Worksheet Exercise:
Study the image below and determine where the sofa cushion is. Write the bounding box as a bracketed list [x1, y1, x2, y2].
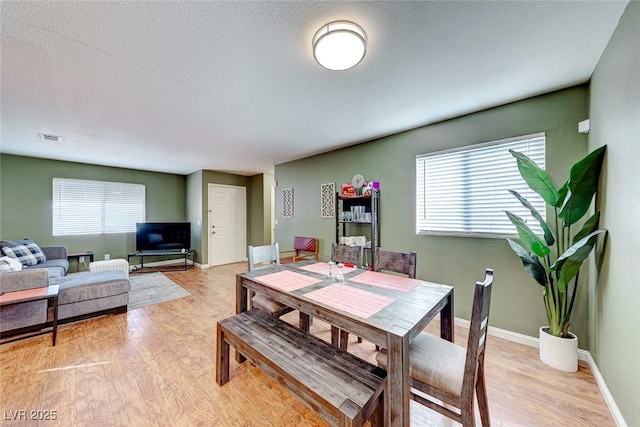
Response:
[2, 242, 47, 266]
[24, 259, 70, 278]
[57, 293, 128, 321]
[0, 256, 23, 272]
[0, 300, 48, 333]
[50, 270, 130, 305]
[0, 238, 39, 251]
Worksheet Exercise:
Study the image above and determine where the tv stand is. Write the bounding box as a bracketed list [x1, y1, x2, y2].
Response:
[128, 249, 195, 273]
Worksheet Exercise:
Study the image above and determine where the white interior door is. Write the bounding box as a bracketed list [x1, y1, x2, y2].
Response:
[208, 184, 246, 266]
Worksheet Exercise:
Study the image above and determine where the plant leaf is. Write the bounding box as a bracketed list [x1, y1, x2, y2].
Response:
[559, 146, 606, 226]
[556, 182, 569, 209]
[572, 212, 600, 244]
[550, 229, 608, 291]
[508, 190, 555, 246]
[510, 149, 559, 206]
[505, 211, 551, 257]
[507, 238, 548, 287]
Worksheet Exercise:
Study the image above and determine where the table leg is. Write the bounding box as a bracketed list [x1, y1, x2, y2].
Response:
[386, 326, 410, 427]
[52, 295, 59, 346]
[235, 275, 248, 363]
[440, 291, 454, 342]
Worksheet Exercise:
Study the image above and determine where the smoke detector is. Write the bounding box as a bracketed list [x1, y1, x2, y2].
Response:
[39, 133, 63, 142]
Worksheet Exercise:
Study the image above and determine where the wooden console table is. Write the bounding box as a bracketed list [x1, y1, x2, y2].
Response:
[0, 285, 59, 346]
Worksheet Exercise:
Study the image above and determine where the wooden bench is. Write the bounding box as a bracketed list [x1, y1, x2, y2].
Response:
[216, 309, 386, 427]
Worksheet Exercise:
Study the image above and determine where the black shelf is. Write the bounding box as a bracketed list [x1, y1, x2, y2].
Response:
[335, 189, 380, 268]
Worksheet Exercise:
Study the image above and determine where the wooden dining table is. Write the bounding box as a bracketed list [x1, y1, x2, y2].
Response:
[235, 260, 454, 427]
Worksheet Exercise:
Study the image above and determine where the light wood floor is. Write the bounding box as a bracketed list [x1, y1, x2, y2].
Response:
[1, 263, 614, 426]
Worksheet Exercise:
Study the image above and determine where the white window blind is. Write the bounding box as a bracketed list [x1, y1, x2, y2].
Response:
[416, 133, 546, 237]
[52, 178, 145, 236]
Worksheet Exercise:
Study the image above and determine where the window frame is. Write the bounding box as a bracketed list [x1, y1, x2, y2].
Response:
[52, 177, 146, 236]
[415, 132, 546, 239]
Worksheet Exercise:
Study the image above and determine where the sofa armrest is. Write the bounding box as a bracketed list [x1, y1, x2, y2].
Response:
[0, 269, 50, 293]
[41, 246, 67, 260]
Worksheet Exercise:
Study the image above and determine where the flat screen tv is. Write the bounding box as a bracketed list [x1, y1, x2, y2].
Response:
[136, 222, 191, 252]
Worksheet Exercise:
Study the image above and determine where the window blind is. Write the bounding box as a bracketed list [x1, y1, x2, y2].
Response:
[52, 178, 145, 236]
[416, 133, 546, 237]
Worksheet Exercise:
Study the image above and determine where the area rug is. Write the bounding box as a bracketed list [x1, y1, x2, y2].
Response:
[128, 272, 191, 311]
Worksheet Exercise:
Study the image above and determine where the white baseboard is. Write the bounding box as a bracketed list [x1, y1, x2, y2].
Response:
[584, 352, 628, 427]
[454, 317, 627, 426]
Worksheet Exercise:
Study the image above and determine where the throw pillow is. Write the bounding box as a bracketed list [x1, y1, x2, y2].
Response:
[0, 256, 23, 271]
[1, 243, 47, 266]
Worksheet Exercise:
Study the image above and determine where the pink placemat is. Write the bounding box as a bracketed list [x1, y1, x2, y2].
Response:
[298, 262, 358, 275]
[304, 284, 395, 319]
[350, 271, 420, 292]
[255, 270, 322, 292]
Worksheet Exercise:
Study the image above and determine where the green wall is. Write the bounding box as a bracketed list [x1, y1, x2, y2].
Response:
[185, 170, 269, 265]
[275, 86, 591, 344]
[589, 1, 639, 425]
[249, 173, 275, 246]
[186, 170, 203, 263]
[0, 156, 272, 268]
[0, 155, 186, 269]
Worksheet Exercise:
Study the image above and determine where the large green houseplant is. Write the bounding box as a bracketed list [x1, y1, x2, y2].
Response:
[505, 145, 607, 339]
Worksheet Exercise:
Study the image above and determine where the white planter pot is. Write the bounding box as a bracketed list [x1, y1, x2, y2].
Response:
[539, 326, 578, 372]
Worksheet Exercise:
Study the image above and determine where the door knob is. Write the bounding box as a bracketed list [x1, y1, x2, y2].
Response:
[212, 231, 216, 235]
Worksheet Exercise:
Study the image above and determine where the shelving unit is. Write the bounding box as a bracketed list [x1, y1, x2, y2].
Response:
[335, 189, 380, 268]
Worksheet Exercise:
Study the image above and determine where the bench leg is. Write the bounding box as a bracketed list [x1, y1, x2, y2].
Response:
[215, 323, 230, 386]
[338, 399, 364, 427]
[369, 394, 384, 427]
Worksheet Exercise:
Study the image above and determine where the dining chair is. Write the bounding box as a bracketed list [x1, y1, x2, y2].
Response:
[248, 243, 311, 332]
[376, 268, 494, 427]
[330, 243, 363, 267]
[374, 247, 417, 278]
[353, 248, 418, 350]
[344, 248, 418, 350]
[280, 236, 319, 263]
[330, 243, 364, 348]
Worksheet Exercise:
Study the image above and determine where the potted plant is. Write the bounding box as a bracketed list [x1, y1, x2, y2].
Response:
[505, 145, 607, 371]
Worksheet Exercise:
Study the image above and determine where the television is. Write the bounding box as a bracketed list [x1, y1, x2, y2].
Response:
[136, 222, 191, 252]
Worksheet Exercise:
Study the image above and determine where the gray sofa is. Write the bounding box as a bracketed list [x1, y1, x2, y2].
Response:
[0, 241, 130, 339]
[0, 242, 70, 278]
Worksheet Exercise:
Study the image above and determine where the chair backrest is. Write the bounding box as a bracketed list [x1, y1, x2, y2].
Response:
[374, 248, 417, 278]
[248, 243, 280, 271]
[331, 243, 363, 267]
[293, 236, 318, 261]
[462, 268, 494, 401]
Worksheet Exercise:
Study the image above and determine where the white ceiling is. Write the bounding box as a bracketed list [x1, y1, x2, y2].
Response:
[0, 1, 628, 176]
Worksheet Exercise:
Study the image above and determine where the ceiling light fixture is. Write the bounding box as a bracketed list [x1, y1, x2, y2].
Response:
[313, 21, 367, 71]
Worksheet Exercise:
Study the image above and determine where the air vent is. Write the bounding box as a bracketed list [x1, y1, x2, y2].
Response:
[39, 133, 63, 142]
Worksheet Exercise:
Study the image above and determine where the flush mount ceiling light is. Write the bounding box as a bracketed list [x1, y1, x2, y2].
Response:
[313, 21, 367, 71]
